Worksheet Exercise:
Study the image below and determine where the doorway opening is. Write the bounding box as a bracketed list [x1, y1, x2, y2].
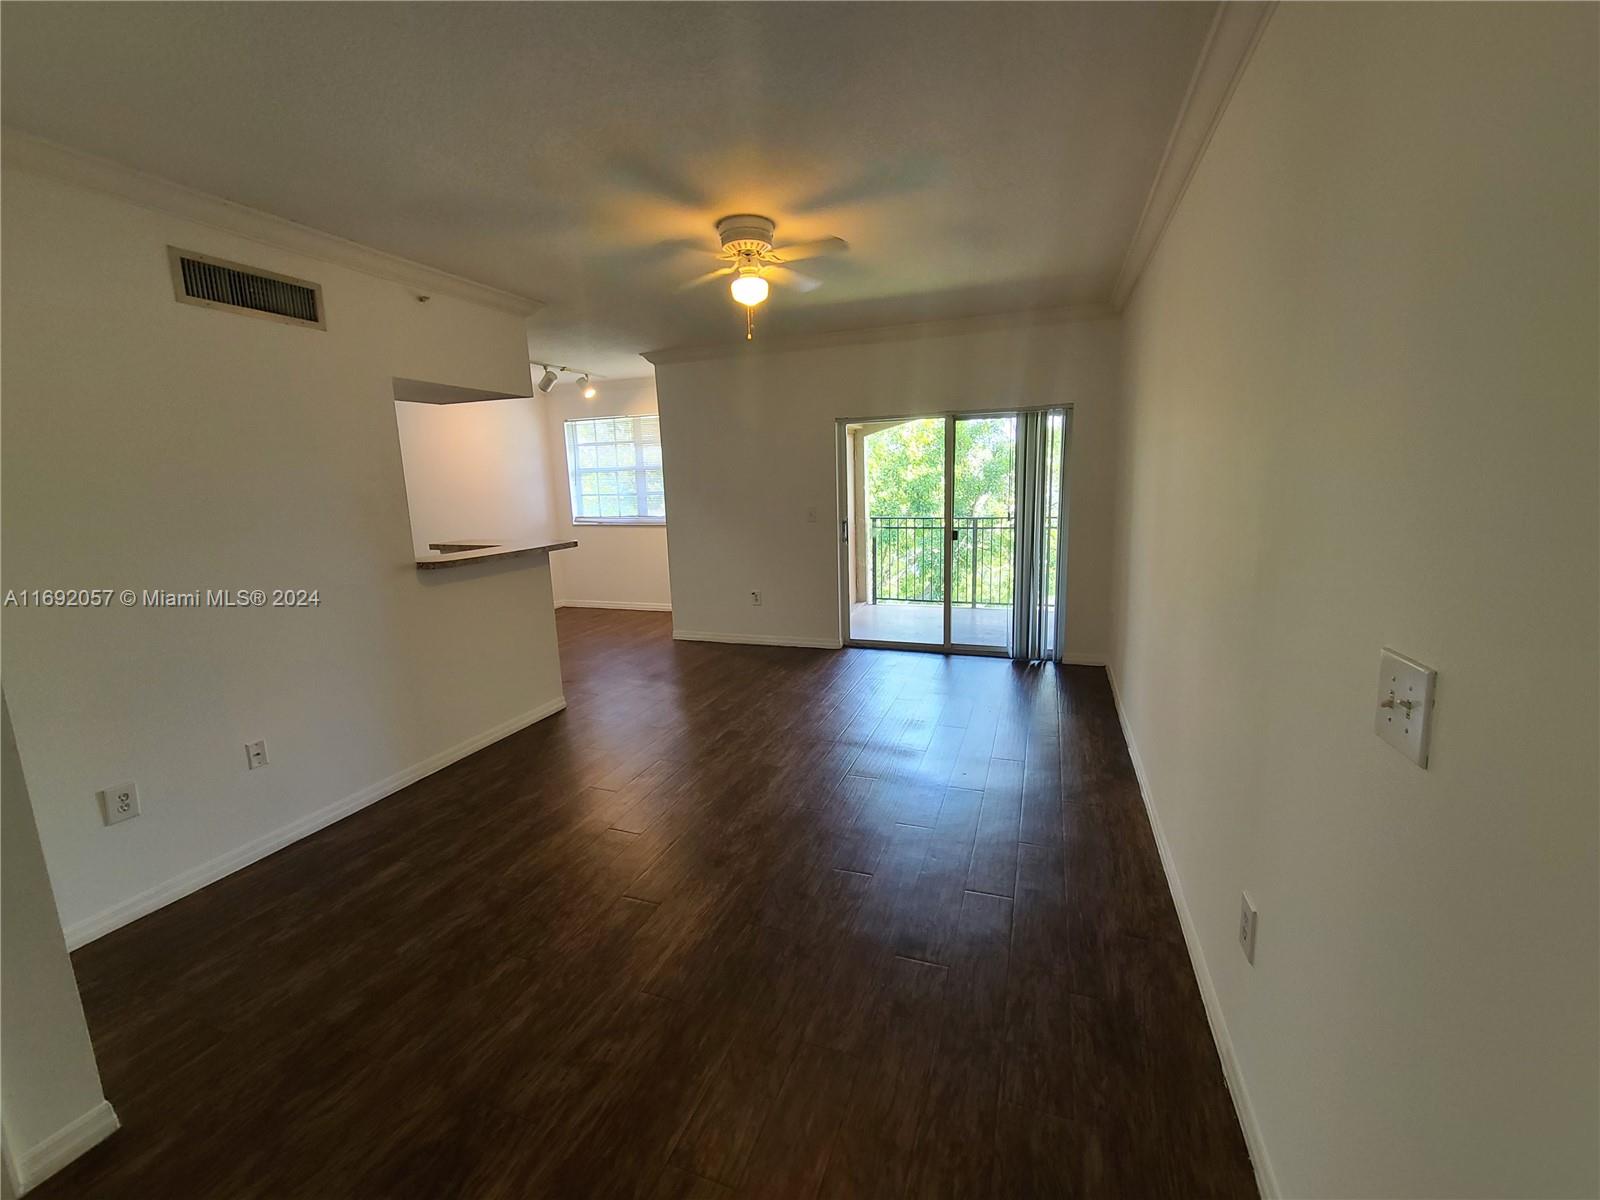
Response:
[839, 409, 1068, 658]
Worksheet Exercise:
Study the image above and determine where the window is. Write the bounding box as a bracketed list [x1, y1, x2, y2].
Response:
[563, 415, 666, 524]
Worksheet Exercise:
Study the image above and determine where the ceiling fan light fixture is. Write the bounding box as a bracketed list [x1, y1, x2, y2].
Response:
[730, 273, 769, 307]
[690, 215, 846, 340]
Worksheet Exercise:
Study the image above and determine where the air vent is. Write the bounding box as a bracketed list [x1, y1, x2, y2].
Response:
[168, 247, 325, 329]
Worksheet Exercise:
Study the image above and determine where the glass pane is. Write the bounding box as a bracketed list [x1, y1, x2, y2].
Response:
[951, 416, 1016, 650]
[565, 416, 668, 522]
[850, 416, 946, 647]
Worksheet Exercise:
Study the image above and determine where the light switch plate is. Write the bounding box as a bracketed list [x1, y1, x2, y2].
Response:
[1376, 648, 1437, 767]
[1238, 892, 1258, 964]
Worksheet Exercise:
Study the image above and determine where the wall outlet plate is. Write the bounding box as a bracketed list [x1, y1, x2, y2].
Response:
[99, 782, 140, 825]
[1239, 892, 1258, 964]
[246, 739, 269, 769]
[750, 590, 762, 606]
[1375, 648, 1437, 767]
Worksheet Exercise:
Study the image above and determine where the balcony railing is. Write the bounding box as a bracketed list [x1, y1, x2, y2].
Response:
[869, 515, 1015, 606]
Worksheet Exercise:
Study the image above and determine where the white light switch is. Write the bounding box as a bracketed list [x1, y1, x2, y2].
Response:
[1375, 648, 1437, 767]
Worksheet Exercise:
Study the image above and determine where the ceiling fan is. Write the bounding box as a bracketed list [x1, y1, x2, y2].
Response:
[682, 214, 849, 339]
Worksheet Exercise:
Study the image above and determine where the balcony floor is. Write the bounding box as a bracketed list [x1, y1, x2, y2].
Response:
[849, 600, 1010, 649]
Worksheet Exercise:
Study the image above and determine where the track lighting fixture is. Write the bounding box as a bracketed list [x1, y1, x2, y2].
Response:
[531, 363, 602, 397]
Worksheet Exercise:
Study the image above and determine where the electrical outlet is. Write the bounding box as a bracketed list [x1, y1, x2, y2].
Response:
[805, 507, 818, 523]
[1239, 892, 1259, 964]
[99, 782, 140, 826]
[245, 739, 269, 769]
[750, 590, 762, 606]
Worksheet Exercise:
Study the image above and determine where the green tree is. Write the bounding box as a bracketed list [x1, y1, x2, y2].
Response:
[863, 417, 1016, 606]
[864, 417, 1014, 518]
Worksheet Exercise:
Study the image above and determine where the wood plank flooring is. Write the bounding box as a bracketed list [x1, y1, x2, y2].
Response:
[36, 608, 1256, 1199]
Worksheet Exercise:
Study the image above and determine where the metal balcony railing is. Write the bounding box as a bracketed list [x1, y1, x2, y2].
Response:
[869, 515, 1015, 607]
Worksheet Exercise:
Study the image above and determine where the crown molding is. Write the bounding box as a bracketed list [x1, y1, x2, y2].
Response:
[1111, 1, 1277, 310]
[642, 301, 1116, 366]
[2, 130, 542, 317]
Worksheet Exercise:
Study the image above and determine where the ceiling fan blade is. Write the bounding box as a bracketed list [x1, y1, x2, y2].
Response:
[766, 265, 822, 293]
[678, 266, 734, 291]
[790, 157, 940, 215]
[605, 154, 711, 209]
[646, 237, 718, 262]
[770, 236, 850, 263]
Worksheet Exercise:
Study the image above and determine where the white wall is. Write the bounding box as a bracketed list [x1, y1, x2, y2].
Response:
[540, 376, 672, 611]
[1, 162, 567, 943]
[393, 397, 554, 556]
[1108, 5, 1598, 1198]
[651, 315, 1119, 654]
[1, 696, 116, 1191]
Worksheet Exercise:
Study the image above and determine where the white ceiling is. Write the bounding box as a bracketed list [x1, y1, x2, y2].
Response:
[2, 3, 1217, 377]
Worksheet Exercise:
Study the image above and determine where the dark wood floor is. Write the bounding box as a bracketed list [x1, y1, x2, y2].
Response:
[39, 609, 1256, 1199]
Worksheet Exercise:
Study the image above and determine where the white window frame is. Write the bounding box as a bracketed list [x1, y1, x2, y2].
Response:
[562, 415, 666, 526]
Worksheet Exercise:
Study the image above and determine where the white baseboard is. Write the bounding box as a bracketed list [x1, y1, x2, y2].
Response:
[1104, 664, 1281, 1200]
[9, 1100, 119, 1194]
[557, 600, 673, 612]
[63, 696, 567, 949]
[672, 629, 843, 650]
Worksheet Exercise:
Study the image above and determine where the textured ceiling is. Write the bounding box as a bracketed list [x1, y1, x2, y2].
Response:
[2, 2, 1216, 376]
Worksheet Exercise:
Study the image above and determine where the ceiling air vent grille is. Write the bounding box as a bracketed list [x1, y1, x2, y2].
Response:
[168, 247, 325, 329]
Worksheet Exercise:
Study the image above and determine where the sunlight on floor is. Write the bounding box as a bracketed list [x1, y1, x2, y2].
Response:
[849, 601, 1009, 648]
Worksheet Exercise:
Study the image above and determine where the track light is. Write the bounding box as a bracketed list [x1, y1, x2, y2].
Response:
[533, 363, 600, 397]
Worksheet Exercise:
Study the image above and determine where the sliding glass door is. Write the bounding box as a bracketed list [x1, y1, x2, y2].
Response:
[841, 407, 1067, 658]
[949, 415, 1016, 652]
[844, 416, 947, 648]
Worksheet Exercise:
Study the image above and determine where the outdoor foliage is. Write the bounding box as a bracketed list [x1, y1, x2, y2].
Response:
[864, 418, 1016, 607]
[863, 417, 1015, 518]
